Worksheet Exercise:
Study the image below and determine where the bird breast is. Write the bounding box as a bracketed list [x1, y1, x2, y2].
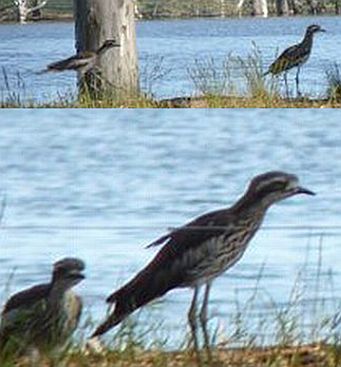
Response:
[179, 220, 262, 287]
[60, 291, 82, 337]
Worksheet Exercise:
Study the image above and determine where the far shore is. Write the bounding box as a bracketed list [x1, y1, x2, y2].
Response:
[1, 12, 341, 25]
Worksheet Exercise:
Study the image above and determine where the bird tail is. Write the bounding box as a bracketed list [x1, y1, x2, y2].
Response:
[91, 268, 173, 337]
[91, 291, 131, 337]
[35, 69, 50, 75]
[262, 70, 270, 77]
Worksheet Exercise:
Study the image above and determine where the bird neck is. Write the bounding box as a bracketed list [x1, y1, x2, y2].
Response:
[231, 191, 275, 216]
[301, 30, 314, 48]
[96, 43, 110, 55]
[48, 279, 70, 305]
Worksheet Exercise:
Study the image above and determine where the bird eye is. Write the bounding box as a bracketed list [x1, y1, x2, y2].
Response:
[271, 182, 287, 191]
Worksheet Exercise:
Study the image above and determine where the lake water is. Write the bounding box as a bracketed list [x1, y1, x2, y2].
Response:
[0, 16, 341, 102]
[0, 109, 340, 346]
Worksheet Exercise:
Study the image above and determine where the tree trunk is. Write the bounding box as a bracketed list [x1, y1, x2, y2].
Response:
[74, 0, 139, 98]
[15, 0, 29, 23]
[253, 0, 268, 16]
[220, 0, 226, 17]
[236, 0, 245, 16]
[31, 0, 42, 19]
[14, 0, 47, 23]
[152, 0, 160, 17]
[336, 0, 340, 14]
[287, 0, 299, 14]
[276, 0, 289, 15]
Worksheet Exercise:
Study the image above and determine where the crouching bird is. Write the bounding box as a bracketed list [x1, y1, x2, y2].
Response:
[0, 258, 85, 359]
[40, 39, 120, 76]
[92, 172, 315, 364]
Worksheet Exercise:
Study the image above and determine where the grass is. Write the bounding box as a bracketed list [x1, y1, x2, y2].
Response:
[1, 46, 341, 108]
[1, 238, 340, 366]
[325, 63, 341, 102]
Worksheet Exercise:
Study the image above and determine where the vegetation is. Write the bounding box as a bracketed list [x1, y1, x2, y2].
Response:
[1, 241, 340, 366]
[0, 0, 340, 22]
[1, 47, 341, 108]
[325, 63, 341, 102]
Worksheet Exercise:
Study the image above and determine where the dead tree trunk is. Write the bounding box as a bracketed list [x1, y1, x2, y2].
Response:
[74, 0, 139, 98]
[220, 0, 226, 17]
[252, 0, 268, 16]
[14, 0, 47, 24]
[276, 0, 289, 15]
[152, 0, 160, 17]
[237, 0, 245, 16]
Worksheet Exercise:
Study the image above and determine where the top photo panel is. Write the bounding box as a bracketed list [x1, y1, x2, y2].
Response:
[0, 0, 340, 108]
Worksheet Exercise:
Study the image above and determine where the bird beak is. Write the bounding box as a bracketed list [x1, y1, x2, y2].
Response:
[319, 28, 326, 32]
[295, 186, 316, 195]
[70, 269, 86, 280]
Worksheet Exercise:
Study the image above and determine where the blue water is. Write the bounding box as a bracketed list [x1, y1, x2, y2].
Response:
[0, 16, 340, 102]
[0, 109, 340, 345]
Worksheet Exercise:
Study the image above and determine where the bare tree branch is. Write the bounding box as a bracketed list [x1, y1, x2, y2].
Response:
[26, 0, 47, 15]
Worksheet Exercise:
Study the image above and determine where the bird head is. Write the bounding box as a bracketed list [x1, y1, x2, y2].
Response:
[306, 24, 326, 35]
[102, 39, 121, 49]
[246, 171, 315, 208]
[52, 257, 85, 289]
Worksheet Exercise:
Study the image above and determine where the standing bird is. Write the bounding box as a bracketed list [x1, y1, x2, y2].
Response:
[40, 39, 120, 75]
[92, 172, 315, 362]
[0, 258, 85, 359]
[264, 24, 325, 97]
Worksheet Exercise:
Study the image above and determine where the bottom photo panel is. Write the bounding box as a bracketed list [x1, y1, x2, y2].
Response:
[0, 109, 340, 367]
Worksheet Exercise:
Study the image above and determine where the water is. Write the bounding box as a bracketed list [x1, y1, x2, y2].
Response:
[0, 16, 340, 102]
[0, 109, 340, 345]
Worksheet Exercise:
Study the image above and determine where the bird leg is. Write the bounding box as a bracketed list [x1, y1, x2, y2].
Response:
[295, 67, 301, 98]
[199, 282, 212, 362]
[283, 72, 289, 99]
[188, 286, 201, 364]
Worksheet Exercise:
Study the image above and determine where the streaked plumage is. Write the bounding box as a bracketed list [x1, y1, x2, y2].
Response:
[41, 39, 120, 75]
[0, 258, 85, 358]
[264, 24, 325, 96]
[92, 172, 315, 362]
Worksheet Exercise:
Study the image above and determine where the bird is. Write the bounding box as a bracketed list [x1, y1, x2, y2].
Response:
[264, 24, 325, 97]
[40, 39, 120, 76]
[0, 257, 85, 359]
[91, 171, 315, 363]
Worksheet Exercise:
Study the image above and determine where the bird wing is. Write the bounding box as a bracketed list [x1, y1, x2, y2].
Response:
[92, 208, 234, 337]
[268, 43, 307, 74]
[120, 208, 233, 298]
[2, 284, 50, 314]
[46, 52, 94, 72]
[147, 208, 230, 248]
[0, 284, 50, 352]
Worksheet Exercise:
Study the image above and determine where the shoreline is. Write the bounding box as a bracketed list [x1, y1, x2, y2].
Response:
[8, 343, 337, 367]
[0, 12, 340, 25]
